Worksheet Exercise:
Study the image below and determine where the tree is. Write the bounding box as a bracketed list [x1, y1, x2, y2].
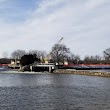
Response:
[67, 54, 81, 64]
[94, 55, 102, 64]
[0, 58, 11, 64]
[67, 54, 75, 64]
[83, 56, 90, 64]
[20, 54, 40, 66]
[11, 50, 26, 59]
[2, 52, 8, 58]
[83, 55, 102, 64]
[50, 43, 70, 64]
[29, 50, 47, 62]
[74, 54, 80, 64]
[103, 48, 110, 63]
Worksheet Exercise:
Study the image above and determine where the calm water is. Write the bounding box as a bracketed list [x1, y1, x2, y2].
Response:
[0, 72, 110, 110]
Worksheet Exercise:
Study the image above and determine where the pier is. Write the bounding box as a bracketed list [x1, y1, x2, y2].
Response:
[20, 63, 55, 73]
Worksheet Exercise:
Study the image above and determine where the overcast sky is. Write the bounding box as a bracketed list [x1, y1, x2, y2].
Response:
[0, 0, 110, 58]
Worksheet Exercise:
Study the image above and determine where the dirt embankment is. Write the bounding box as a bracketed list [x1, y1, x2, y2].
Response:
[53, 69, 110, 77]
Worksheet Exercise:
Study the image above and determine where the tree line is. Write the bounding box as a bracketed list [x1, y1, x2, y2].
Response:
[0, 43, 110, 65]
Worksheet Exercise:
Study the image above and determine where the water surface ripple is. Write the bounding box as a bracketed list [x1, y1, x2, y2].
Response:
[0, 73, 110, 110]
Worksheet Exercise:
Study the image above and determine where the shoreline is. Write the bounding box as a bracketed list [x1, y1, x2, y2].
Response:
[1, 69, 110, 77]
[53, 69, 110, 77]
[0, 70, 51, 74]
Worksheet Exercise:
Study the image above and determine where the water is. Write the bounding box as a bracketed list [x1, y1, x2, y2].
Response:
[0, 72, 110, 110]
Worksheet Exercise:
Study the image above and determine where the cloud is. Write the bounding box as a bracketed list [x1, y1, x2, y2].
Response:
[0, 0, 110, 58]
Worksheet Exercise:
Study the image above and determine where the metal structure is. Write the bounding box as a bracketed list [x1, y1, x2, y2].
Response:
[57, 37, 63, 44]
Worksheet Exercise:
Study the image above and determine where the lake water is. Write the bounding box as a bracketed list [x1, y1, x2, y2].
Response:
[0, 72, 110, 110]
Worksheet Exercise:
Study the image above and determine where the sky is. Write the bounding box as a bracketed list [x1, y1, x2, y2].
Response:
[0, 0, 110, 58]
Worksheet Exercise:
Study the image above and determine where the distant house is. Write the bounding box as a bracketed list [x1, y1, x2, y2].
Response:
[11, 60, 20, 66]
[8, 60, 20, 69]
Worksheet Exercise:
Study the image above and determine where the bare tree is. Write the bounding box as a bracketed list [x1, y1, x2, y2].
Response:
[28, 50, 38, 56]
[11, 50, 26, 59]
[83, 55, 102, 64]
[67, 54, 81, 64]
[103, 48, 110, 61]
[83, 56, 90, 64]
[50, 44, 70, 64]
[74, 54, 80, 64]
[2, 52, 8, 58]
[103, 48, 110, 64]
[94, 55, 102, 63]
[67, 54, 75, 64]
[39, 51, 47, 62]
[28, 50, 47, 62]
